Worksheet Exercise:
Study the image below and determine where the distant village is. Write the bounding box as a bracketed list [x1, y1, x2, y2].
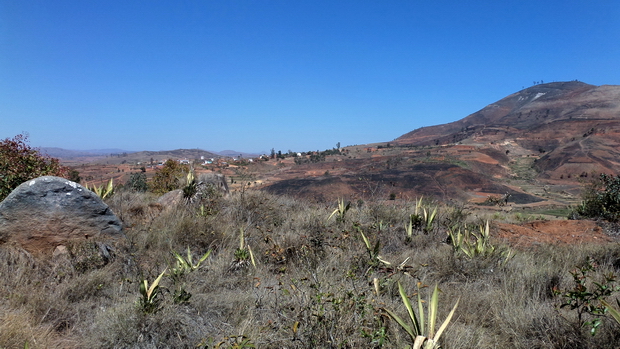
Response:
[130, 149, 344, 170]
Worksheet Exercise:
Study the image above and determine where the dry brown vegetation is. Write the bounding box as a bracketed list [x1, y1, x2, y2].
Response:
[1, 186, 620, 349]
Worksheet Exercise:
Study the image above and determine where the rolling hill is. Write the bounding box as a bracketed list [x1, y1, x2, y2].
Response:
[58, 81, 620, 207]
[394, 81, 620, 178]
[260, 81, 620, 205]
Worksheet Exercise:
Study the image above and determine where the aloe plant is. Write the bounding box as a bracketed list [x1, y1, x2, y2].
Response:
[139, 268, 167, 313]
[384, 282, 459, 349]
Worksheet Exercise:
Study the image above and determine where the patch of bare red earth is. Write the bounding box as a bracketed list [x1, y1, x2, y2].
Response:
[495, 220, 615, 248]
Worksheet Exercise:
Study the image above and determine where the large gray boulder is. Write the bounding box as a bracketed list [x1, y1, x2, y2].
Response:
[0, 176, 123, 255]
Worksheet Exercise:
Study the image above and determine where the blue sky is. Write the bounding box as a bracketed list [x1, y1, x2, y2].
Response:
[1, 1, 619, 153]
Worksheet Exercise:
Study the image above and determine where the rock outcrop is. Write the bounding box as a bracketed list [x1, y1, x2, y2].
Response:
[197, 173, 229, 196]
[0, 176, 123, 255]
[157, 173, 229, 209]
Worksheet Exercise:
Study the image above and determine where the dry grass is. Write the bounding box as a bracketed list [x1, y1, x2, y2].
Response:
[1, 189, 619, 348]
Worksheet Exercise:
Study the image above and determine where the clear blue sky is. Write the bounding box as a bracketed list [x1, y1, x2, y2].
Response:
[1, 1, 619, 153]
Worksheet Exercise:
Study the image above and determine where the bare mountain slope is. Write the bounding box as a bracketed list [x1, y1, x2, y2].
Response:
[394, 81, 620, 177]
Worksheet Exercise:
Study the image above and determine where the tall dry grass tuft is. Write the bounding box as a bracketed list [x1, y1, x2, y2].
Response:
[0, 307, 57, 349]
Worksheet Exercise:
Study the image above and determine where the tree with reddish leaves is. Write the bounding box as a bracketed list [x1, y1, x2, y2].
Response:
[0, 134, 69, 201]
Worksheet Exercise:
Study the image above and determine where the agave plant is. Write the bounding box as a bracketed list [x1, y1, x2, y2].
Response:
[384, 282, 459, 349]
[171, 247, 212, 279]
[405, 215, 415, 241]
[86, 178, 114, 199]
[358, 228, 390, 274]
[422, 206, 438, 233]
[407, 197, 437, 236]
[449, 221, 492, 258]
[199, 335, 256, 348]
[448, 221, 513, 266]
[182, 167, 198, 202]
[328, 198, 351, 223]
[601, 299, 620, 325]
[139, 268, 167, 313]
[230, 228, 256, 271]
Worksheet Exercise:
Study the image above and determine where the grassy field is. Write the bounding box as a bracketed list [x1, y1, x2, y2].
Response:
[1, 187, 620, 348]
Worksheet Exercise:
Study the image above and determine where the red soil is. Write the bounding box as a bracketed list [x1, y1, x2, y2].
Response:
[495, 220, 615, 247]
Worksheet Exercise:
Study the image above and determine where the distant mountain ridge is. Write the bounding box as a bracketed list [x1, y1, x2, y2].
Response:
[43, 147, 260, 163]
[214, 150, 261, 158]
[40, 148, 135, 159]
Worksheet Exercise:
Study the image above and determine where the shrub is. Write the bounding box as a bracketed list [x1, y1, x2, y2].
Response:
[572, 174, 620, 221]
[125, 172, 148, 192]
[0, 134, 68, 201]
[126, 172, 148, 192]
[554, 257, 620, 336]
[150, 159, 187, 194]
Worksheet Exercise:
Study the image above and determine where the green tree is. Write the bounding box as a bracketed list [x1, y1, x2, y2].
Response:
[126, 172, 148, 192]
[150, 159, 187, 194]
[573, 174, 620, 221]
[0, 134, 68, 201]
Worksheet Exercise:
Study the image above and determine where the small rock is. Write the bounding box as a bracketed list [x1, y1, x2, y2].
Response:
[157, 189, 184, 208]
[53, 245, 68, 257]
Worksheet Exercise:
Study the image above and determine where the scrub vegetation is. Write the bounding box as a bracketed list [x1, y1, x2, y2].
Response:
[1, 184, 619, 349]
[0, 134, 69, 201]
